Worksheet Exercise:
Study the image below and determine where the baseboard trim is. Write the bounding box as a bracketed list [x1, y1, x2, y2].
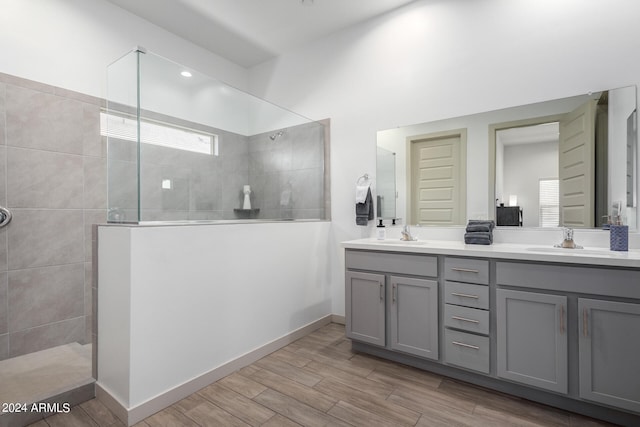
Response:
[97, 315, 334, 426]
[331, 314, 345, 325]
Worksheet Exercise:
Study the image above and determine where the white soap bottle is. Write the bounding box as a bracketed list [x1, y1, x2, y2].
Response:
[376, 219, 386, 240]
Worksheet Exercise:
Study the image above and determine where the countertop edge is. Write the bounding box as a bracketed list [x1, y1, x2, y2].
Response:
[341, 239, 640, 269]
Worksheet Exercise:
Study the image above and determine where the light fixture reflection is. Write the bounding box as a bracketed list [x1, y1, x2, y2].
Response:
[180, 70, 192, 78]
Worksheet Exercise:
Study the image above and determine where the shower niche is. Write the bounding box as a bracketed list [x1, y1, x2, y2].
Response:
[106, 48, 329, 224]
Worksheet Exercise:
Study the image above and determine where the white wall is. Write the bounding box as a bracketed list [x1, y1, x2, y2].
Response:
[503, 141, 558, 227]
[99, 222, 331, 414]
[248, 0, 640, 315]
[0, 0, 248, 98]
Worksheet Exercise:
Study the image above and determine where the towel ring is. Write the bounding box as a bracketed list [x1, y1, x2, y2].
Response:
[356, 173, 369, 185]
[0, 206, 12, 229]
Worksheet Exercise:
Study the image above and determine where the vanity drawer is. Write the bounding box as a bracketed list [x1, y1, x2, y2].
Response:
[444, 329, 490, 374]
[346, 250, 437, 277]
[444, 281, 489, 310]
[496, 261, 640, 299]
[444, 304, 489, 335]
[444, 257, 489, 285]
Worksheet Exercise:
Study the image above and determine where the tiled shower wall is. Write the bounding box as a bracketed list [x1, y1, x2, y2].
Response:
[249, 122, 327, 220]
[109, 112, 327, 222]
[0, 73, 104, 360]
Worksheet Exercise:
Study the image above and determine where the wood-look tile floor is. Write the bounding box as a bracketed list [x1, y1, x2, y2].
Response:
[30, 323, 616, 427]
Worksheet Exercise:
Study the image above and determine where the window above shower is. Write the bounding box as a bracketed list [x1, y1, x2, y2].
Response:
[106, 48, 329, 224]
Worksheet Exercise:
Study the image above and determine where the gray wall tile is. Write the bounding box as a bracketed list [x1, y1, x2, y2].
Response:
[8, 147, 83, 209]
[7, 209, 84, 270]
[7, 263, 84, 332]
[0, 227, 6, 274]
[84, 157, 107, 209]
[9, 317, 85, 358]
[0, 333, 7, 361]
[5, 85, 85, 154]
[0, 147, 6, 206]
[84, 210, 105, 262]
[0, 272, 6, 334]
[84, 262, 92, 316]
[0, 82, 5, 146]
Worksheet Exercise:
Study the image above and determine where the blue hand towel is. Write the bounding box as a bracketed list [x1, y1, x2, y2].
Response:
[356, 187, 374, 226]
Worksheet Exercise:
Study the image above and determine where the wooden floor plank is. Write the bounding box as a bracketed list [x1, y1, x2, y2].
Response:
[184, 400, 253, 427]
[249, 367, 338, 412]
[254, 355, 323, 387]
[253, 389, 351, 427]
[197, 382, 275, 426]
[327, 400, 400, 427]
[303, 360, 394, 400]
[34, 323, 617, 427]
[312, 377, 420, 426]
[217, 372, 268, 399]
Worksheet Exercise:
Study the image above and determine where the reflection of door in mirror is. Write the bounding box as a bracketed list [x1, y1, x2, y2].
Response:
[559, 100, 597, 228]
[493, 95, 607, 228]
[407, 130, 466, 225]
[376, 146, 397, 219]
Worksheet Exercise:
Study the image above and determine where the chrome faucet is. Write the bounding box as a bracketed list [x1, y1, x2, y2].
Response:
[400, 225, 417, 241]
[554, 227, 583, 249]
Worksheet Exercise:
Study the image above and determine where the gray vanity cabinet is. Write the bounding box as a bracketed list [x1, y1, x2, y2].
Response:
[497, 289, 568, 394]
[389, 276, 438, 359]
[345, 271, 386, 346]
[345, 249, 439, 357]
[578, 298, 640, 413]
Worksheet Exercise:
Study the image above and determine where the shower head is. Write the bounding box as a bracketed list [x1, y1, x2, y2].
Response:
[269, 130, 285, 141]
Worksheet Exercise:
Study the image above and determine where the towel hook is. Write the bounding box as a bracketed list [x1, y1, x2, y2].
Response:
[356, 173, 370, 185]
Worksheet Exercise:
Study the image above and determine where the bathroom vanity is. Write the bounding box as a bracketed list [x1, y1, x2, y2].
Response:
[342, 239, 640, 426]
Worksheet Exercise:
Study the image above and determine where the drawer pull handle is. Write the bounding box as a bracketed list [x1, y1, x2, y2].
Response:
[560, 304, 565, 334]
[451, 341, 480, 350]
[451, 316, 479, 324]
[583, 307, 589, 337]
[379, 283, 383, 301]
[450, 292, 479, 299]
[451, 267, 479, 274]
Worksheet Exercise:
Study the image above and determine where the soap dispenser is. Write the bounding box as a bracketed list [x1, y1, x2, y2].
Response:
[376, 219, 386, 240]
[610, 216, 628, 251]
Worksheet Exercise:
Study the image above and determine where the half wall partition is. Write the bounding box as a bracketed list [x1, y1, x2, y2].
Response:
[105, 48, 329, 224]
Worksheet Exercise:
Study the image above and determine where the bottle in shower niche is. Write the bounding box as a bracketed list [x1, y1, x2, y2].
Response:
[243, 185, 252, 209]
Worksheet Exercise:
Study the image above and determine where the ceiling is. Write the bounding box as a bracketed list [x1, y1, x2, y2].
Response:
[106, 0, 416, 67]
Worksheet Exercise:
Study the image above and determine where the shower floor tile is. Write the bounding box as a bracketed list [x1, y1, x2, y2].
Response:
[0, 342, 92, 405]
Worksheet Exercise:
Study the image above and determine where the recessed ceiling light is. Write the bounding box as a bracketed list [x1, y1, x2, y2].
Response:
[181, 71, 192, 78]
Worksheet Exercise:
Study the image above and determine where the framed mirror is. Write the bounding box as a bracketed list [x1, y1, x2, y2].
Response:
[377, 85, 638, 230]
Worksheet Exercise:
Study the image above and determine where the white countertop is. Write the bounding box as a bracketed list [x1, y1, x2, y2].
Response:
[342, 238, 640, 268]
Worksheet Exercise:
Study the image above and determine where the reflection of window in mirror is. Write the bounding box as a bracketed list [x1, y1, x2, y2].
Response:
[407, 129, 466, 225]
[539, 179, 559, 227]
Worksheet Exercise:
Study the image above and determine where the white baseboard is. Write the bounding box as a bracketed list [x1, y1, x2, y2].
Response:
[331, 314, 345, 324]
[97, 314, 335, 426]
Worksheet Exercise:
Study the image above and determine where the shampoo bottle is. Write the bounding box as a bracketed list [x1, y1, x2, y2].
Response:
[376, 219, 386, 240]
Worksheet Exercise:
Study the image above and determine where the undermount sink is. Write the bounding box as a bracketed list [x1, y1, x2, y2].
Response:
[374, 239, 428, 245]
[525, 247, 620, 256]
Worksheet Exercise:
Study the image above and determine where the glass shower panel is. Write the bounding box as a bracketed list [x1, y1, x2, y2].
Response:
[106, 49, 141, 223]
[107, 48, 328, 223]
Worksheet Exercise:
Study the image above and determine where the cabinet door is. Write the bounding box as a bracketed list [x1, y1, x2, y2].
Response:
[579, 298, 640, 413]
[389, 276, 438, 359]
[345, 271, 385, 346]
[497, 289, 568, 393]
